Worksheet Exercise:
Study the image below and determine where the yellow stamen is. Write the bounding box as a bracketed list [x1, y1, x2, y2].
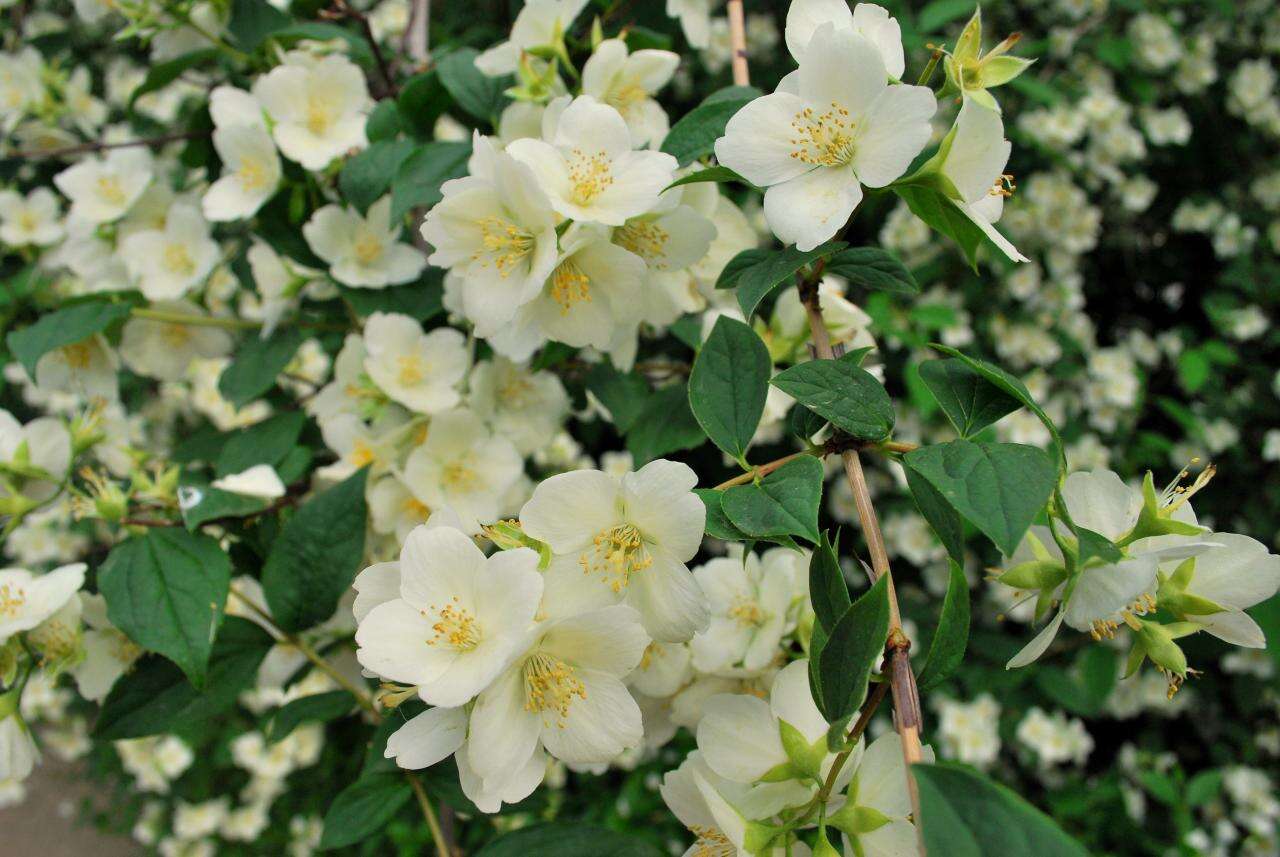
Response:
[580, 524, 651, 592]
[474, 216, 535, 277]
[567, 148, 614, 206]
[523, 651, 586, 724]
[549, 260, 591, 313]
[353, 229, 384, 266]
[614, 220, 670, 266]
[425, 596, 481, 651]
[162, 242, 196, 277]
[62, 341, 94, 369]
[788, 102, 856, 167]
[396, 354, 425, 386]
[96, 175, 126, 206]
[0, 583, 27, 617]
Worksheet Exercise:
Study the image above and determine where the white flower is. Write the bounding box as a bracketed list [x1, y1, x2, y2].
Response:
[829, 732, 933, 857]
[0, 563, 86, 641]
[53, 147, 152, 224]
[715, 25, 935, 250]
[935, 99, 1028, 262]
[303, 197, 426, 289]
[615, 202, 718, 327]
[0, 48, 44, 131]
[521, 459, 708, 642]
[119, 300, 234, 381]
[119, 202, 220, 300]
[629, 640, 693, 698]
[355, 523, 543, 707]
[691, 547, 799, 674]
[368, 474, 433, 542]
[309, 333, 367, 422]
[467, 603, 648, 783]
[468, 357, 571, 456]
[1170, 534, 1280, 648]
[420, 134, 559, 337]
[252, 51, 371, 170]
[203, 86, 281, 221]
[70, 593, 140, 701]
[475, 0, 589, 76]
[211, 464, 287, 500]
[785, 0, 905, 79]
[0, 188, 63, 247]
[361, 312, 469, 413]
[667, 0, 713, 49]
[582, 39, 679, 148]
[402, 408, 524, 534]
[34, 333, 118, 402]
[245, 240, 306, 337]
[505, 96, 678, 226]
[0, 409, 72, 501]
[0, 715, 38, 784]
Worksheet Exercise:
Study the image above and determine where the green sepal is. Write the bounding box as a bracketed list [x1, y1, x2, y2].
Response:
[742, 820, 781, 855]
[1127, 472, 1206, 542]
[828, 802, 892, 837]
[1135, 621, 1188, 678]
[997, 560, 1067, 591]
[779, 719, 826, 781]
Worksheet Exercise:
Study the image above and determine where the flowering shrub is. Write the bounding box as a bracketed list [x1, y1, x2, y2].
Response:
[1, 1, 1279, 856]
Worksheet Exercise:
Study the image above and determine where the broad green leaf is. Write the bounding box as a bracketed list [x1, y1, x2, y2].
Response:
[625, 383, 705, 465]
[689, 316, 771, 464]
[1034, 647, 1116, 717]
[262, 468, 369, 632]
[917, 561, 970, 691]
[585, 362, 651, 433]
[217, 328, 304, 408]
[339, 269, 445, 322]
[788, 403, 828, 442]
[396, 71, 452, 139]
[823, 247, 919, 295]
[1186, 771, 1223, 808]
[98, 529, 232, 689]
[320, 773, 413, 850]
[1072, 525, 1123, 567]
[771, 358, 894, 442]
[695, 488, 749, 541]
[390, 141, 473, 221]
[7, 300, 132, 378]
[215, 410, 306, 477]
[931, 344, 1063, 466]
[915, 0, 976, 33]
[722, 456, 824, 544]
[664, 165, 752, 192]
[905, 465, 966, 564]
[366, 99, 403, 142]
[226, 0, 291, 50]
[894, 184, 994, 270]
[339, 140, 417, 213]
[816, 574, 890, 722]
[719, 242, 847, 318]
[267, 691, 354, 743]
[475, 824, 664, 857]
[913, 763, 1089, 857]
[904, 440, 1057, 557]
[809, 530, 850, 633]
[94, 617, 273, 740]
[919, 358, 1022, 437]
[437, 47, 509, 123]
[128, 49, 220, 110]
[179, 480, 270, 530]
[660, 85, 762, 166]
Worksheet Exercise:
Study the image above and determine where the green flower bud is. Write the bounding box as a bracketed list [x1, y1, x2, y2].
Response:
[776, 719, 826, 782]
[941, 7, 1034, 109]
[828, 801, 892, 836]
[1135, 620, 1187, 678]
[997, 559, 1068, 591]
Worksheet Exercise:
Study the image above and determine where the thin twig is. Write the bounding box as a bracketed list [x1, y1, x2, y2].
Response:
[712, 450, 814, 490]
[404, 0, 430, 64]
[323, 0, 399, 97]
[407, 772, 452, 857]
[7, 131, 210, 161]
[726, 0, 749, 86]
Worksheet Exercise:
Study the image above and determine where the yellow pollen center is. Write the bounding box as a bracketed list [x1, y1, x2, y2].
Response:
[97, 175, 126, 206]
[160, 324, 192, 349]
[238, 156, 271, 192]
[425, 597, 481, 651]
[401, 496, 430, 520]
[305, 94, 334, 136]
[18, 211, 37, 233]
[396, 354, 426, 386]
[789, 102, 856, 167]
[689, 826, 734, 857]
[523, 651, 586, 724]
[568, 148, 614, 206]
[353, 229, 384, 266]
[497, 375, 534, 406]
[474, 216, 535, 277]
[162, 242, 196, 277]
[728, 597, 765, 627]
[62, 342, 94, 369]
[350, 440, 378, 468]
[606, 81, 648, 111]
[580, 524, 651, 592]
[614, 220, 670, 266]
[441, 460, 479, 492]
[549, 260, 591, 313]
[989, 173, 1016, 198]
[0, 583, 26, 617]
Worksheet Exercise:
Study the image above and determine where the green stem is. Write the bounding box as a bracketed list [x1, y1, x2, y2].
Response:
[130, 307, 348, 333]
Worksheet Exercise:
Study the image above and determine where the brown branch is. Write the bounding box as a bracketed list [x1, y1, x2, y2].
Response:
[726, 0, 749, 86]
[323, 0, 399, 97]
[7, 130, 210, 161]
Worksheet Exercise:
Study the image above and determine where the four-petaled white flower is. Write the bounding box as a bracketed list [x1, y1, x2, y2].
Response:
[119, 300, 234, 382]
[475, 0, 590, 76]
[691, 546, 800, 674]
[361, 311, 470, 414]
[119, 202, 220, 300]
[785, 0, 905, 79]
[1167, 533, 1280, 648]
[715, 25, 935, 250]
[355, 523, 543, 707]
[582, 38, 680, 148]
[252, 51, 371, 170]
[521, 458, 708, 642]
[506, 95, 678, 226]
[0, 563, 86, 642]
[203, 86, 281, 222]
[303, 197, 426, 289]
[0, 188, 64, 247]
[53, 147, 153, 224]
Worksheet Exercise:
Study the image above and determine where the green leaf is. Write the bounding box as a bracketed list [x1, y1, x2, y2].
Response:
[1072, 525, 1123, 567]
[689, 316, 771, 464]
[128, 49, 220, 109]
[215, 410, 305, 477]
[809, 530, 850, 633]
[816, 574, 890, 722]
[931, 344, 1063, 467]
[98, 529, 231, 689]
[7, 300, 132, 378]
[475, 824, 664, 857]
[339, 140, 418, 213]
[905, 465, 966, 564]
[94, 617, 273, 740]
[436, 47, 509, 123]
[904, 440, 1057, 556]
[894, 184, 995, 270]
[396, 71, 452, 139]
[1186, 771, 1222, 808]
[788, 403, 828, 442]
[584, 363, 651, 433]
[771, 358, 894, 442]
[1138, 770, 1179, 806]
[823, 247, 919, 295]
[660, 85, 761, 166]
[722, 456, 824, 544]
[227, 0, 291, 50]
[179, 481, 270, 529]
[262, 468, 370, 633]
[664, 165, 752, 192]
[720, 242, 847, 318]
[695, 488, 749, 541]
[625, 383, 705, 465]
[366, 99, 402, 142]
[1177, 348, 1211, 393]
[919, 358, 1022, 437]
[267, 691, 354, 743]
[917, 561, 970, 691]
[267, 23, 374, 66]
[390, 141, 473, 221]
[913, 763, 1089, 857]
[339, 269, 445, 322]
[320, 773, 413, 850]
[217, 328, 305, 408]
[1034, 647, 1116, 717]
